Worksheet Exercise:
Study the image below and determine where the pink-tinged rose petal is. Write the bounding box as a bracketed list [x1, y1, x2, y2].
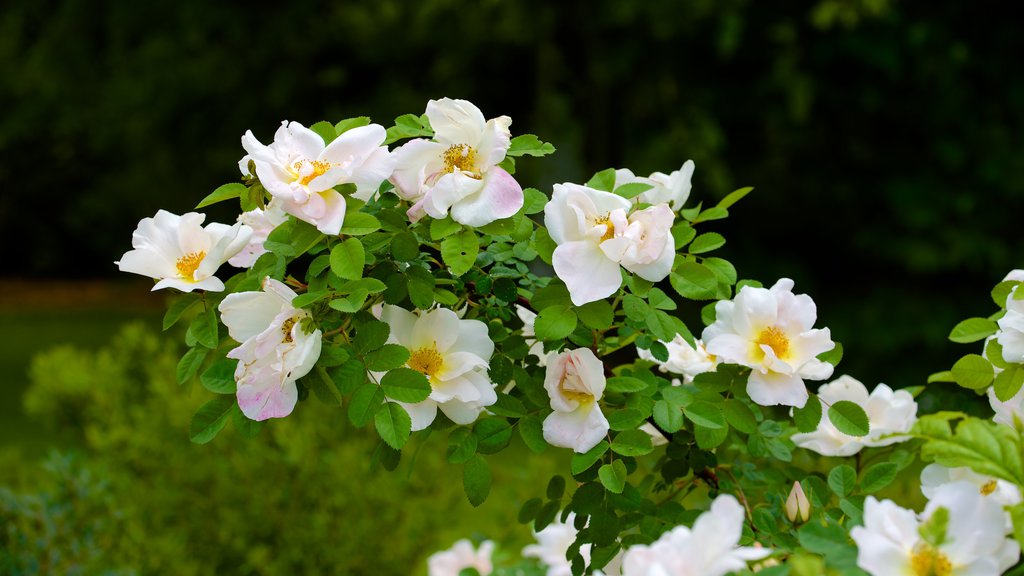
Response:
[449, 167, 523, 227]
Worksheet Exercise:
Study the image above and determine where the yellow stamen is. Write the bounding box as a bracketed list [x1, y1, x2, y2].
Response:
[441, 144, 478, 174]
[755, 326, 790, 359]
[175, 251, 206, 279]
[981, 480, 998, 495]
[911, 543, 952, 576]
[594, 215, 615, 242]
[409, 345, 445, 382]
[293, 159, 333, 186]
[281, 317, 297, 343]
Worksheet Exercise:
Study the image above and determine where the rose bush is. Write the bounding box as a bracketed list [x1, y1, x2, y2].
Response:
[117, 99, 1024, 575]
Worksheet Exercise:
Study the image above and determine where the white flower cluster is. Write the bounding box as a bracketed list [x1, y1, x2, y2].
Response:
[985, 270, 1024, 429]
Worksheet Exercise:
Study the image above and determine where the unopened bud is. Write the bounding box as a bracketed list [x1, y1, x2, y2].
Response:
[786, 481, 811, 523]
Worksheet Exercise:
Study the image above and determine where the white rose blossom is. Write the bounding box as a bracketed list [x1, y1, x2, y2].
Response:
[240, 120, 394, 234]
[380, 305, 496, 430]
[116, 210, 252, 292]
[427, 539, 494, 576]
[621, 495, 770, 576]
[790, 375, 917, 457]
[997, 286, 1024, 364]
[523, 512, 590, 576]
[228, 200, 288, 268]
[981, 335, 1024, 429]
[637, 336, 718, 384]
[219, 277, 322, 421]
[851, 482, 1020, 576]
[542, 348, 610, 454]
[516, 304, 547, 366]
[390, 98, 523, 227]
[701, 278, 835, 408]
[543, 183, 675, 306]
[613, 159, 694, 211]
[921, 464, 1022, 509]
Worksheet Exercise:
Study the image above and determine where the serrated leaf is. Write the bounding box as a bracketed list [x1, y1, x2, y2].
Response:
[365, 344, 411, 372]
[521, 188, 548, 214]
[571, 440, 609, 475]
[163, 294, 200, 330]
[606, 376, 648, 393]
[828, 401, 870, 437]
[949, 317, 999, 343]
[613, 182, 652, 199]
[586, 168, 617, 192]
[722, 399, 756, 433]
[684, 400, 725, 429]
[196, 182, 246, 209]
[577, 300, 614, 330]
[951, 354, 995, 390]
[430, 217, 462, 240]
[379, 367, 431, 403]
[441, 229, 479, 277]
[828, 465, 857, 497]
[190, 306, 219, 349]
[375, 402, 411, 449]
[330, 237, 365, 280]
[200, 359, 237, 394]
[534, 305, 577, 341]
[447, 428, 478, 463]
[610, 429, 654, 456]
[670, 263, 718, 300]
[519, 414, 548, 454]
[348, 384, 384, 427]
[354, 320, 390, 353]
[688, 232, 725, 254]
[475, 418, 513, 454]
[598, 461, 627, 494]
[652, 400, 683, 433]
[309, 120, 337, 143]
[463, 455, 491, 506]
[339, 212, 381, 236]
[405, 265, 435, 309]
[334, 116, 371, 134]
[794, 395, 824, 433]
[176, 347, 207, 385]
[859, 462, 899, 492]
[915, 414, 1024, 485]
[507, 134, 556, 157]
[607, 409, 647, 431]
[189, 396, 235, 444]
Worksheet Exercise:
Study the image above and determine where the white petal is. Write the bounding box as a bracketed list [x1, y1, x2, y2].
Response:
[426, 98, 487, 146]
[746, 370, 808, 408]
[543, 404, 609, 453]
[552, 241, 622, 306]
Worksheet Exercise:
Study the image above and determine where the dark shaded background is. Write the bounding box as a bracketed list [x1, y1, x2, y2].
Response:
[3, 0, 1022, 406]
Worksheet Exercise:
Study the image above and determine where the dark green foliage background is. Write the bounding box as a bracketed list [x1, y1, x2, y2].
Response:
[3, 2, 1021, 402]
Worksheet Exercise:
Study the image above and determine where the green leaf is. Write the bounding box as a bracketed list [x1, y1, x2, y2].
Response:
[586, 168, 617, 192]
[386, 113, 432, 144]
[1010, 503, 1024, 550]
[607, 409, 647, 432]
[518, 498, 543, 524]
[521, 188, 548, 214]
[695, 424, 726, 451]
[190, 306, 219, 349]
[828, 465, 857, 497]
[163, 294, 200, 330]
[200, 359, 237, 394]
[339, 212, 381, 236]
[859, 462, 899, 492]
[330, 238, 365, 280]
[571, 440, 608, 474]
[927, 370, 956, 384]
[430, 217, 462, 240]
[610, 429, 654, 456]
[534, 305, 577, 341]
[646, 310, 678, 342]
[334, 116, 371, 134]
[447, 427, 479, 464]
[475, 418, 513, 454]
[354, 320, 390, 353]
[605, 376, 648, 393]
[688, 232, 725, 254]
[196, 182, 246, 209]
[519, 415, 548, 454]
[507, 134, 556, 157]
[716, 186, 753, 209]
[722, 399, 756, 434]
[379, 368, 431, 403]
[374, 402, 411, 449]
[692, 206, 728, 223]
[828, 401, 870, 437]
[817, 342, 843, 367]
[189, 396, 235, 444]
[794, 395, 823, 433]
[670, 263, 718, 300]
[613, 182, 652, 200]
[577, 300, 614, 330]
[684, 401, 725, 429]
[176, 347, 207, 385]
[309, 120, 337, 143]
[647, 288, 677, 311]
[598, 461, 627, 494]
[441, 229, 479, 277]
[390, 232, 420, 262]
[949, 317, 999, 343]
[915, 414, 1024, 485]
[919, 507, 949, 548]
[672, 223, 697, 250]
[546, 475, 566, 500]
[463, 455, 491, 506]
[702, 257, 737, 285]
[348, 384, 384, 427]
[994, 365, 1024, 402]
[951, 354, 995, 390]
[405, 265, 435, 309]
[652, 400, 683, 433]
[364, 344, 411, 372]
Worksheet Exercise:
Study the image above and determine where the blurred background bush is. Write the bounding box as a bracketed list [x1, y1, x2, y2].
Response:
[1, 0, 1022, 572]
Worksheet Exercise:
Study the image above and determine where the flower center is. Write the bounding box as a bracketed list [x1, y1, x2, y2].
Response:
[409, 345, 445, 381]
[281, 317, 297, 343]
[175, 251, 206, 279]
[911, 543, 952, 576]
[292, 159, 333, 186]
[442, 144, 477, 174]
[756, 326, 790, 359]
[594, 215, 615, 242]
[981, 480, 998, 495]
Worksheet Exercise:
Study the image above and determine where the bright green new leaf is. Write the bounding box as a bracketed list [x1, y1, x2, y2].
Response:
[375, 402, 411, 450]
[828, 401, 870, 437]
[463, 455, 491, 507]
[196, 182, 246, 209]
[613, 182, 653, 199]
[430, 217, 462, 240]
[951, 354, 995, 390]
[521, 188, 548, 214]
[949, 317, 999, 343]
[716, 186, 753, 209]
[605, 376, 648, 393]
[330, 238, 365, 280]
[994, 365, 1024, 402]
[586, 168, 617, 192]
[688, 232, 726, 254]
[189, 396, 235, 445]
[441, 229, 479, 277]
[598, 461, 627, 494]
[670, 262, 718, 300]
[859, 462, 899, 492]
[915, 414, 1024, 485]
[379, 367, 431, 403]
[507, 134, 556, 157]
[334, 116, 371, 134]
[309, 120, 337, 143]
